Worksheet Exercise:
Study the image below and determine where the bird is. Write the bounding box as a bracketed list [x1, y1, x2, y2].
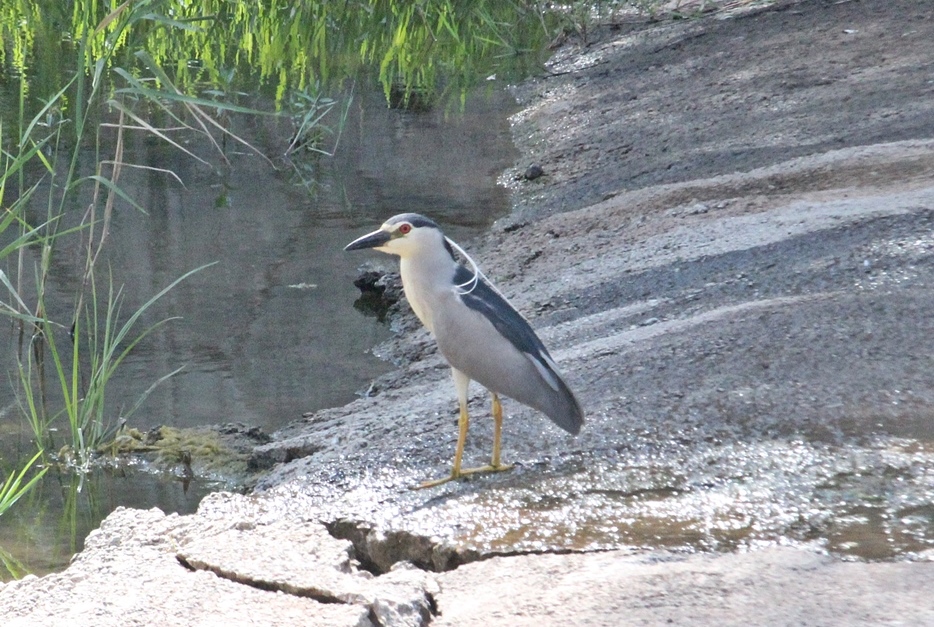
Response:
[345, 213, 584, 488]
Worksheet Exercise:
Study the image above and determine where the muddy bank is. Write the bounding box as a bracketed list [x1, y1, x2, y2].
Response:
[3, 1, 934, 624]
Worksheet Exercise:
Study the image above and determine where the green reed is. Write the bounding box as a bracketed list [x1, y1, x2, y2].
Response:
[0, 451, 46, 519]
[1, 0, 562, 126]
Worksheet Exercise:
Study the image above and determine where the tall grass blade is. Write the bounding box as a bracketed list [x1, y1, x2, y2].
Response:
[0, 450, 47, 518]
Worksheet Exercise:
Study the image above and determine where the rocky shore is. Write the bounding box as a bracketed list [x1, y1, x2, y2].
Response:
[3, 1, 934, 624]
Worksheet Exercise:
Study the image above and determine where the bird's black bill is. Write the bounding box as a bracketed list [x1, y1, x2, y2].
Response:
[344, 229, 391, 251]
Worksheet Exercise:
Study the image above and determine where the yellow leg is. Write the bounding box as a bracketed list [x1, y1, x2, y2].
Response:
[491, 393, 505, 468]
[413, 371, 472, 490]
[413, 373, 513, 490]
[460, 392, 513, 477]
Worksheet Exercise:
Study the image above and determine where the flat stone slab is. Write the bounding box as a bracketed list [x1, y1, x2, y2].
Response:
[3, 502, 932, 626]
[0, 507, 371, 627]
[176, 506, 437, 626]
[434, 548, 934, 626]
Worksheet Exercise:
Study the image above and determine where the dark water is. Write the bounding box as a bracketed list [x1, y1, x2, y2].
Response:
[0, 82, 519, 578]
[5, 85, 518, 432]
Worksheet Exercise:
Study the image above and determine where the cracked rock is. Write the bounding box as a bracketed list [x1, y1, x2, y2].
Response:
[176, 518, 438, 626]
[0, 507, 369, 627]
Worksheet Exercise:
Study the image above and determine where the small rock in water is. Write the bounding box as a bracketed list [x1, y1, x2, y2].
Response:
[524, 164, 545, 180]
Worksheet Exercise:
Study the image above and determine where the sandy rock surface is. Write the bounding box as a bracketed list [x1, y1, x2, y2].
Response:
[0, 506, 372, 627]
[4, 1, 934, 625]
[434, 548, 934, 626]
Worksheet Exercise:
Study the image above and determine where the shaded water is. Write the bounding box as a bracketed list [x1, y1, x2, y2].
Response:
[3, 83, 518, 432]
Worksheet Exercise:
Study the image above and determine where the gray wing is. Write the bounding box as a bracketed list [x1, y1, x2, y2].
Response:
[453, 265, 584, 435]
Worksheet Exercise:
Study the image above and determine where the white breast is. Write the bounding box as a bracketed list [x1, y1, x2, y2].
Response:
[399, 252, 458, 336]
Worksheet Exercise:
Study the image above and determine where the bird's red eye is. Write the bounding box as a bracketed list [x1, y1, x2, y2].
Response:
[399, 223, 412, 235]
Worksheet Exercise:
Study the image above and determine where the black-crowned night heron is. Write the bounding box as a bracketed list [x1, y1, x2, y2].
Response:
[345, 213, 584, 488]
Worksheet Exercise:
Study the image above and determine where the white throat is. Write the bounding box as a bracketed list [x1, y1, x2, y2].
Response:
[399, 245, 458, 335]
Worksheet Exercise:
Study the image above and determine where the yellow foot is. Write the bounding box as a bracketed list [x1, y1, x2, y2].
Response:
[411, 464, 514, 490]
[411, 472, 461, 490]
[459, 463, 514, 477]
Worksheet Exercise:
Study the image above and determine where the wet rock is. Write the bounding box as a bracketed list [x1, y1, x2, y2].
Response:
[4, 503, 932, 626]
[249, 434, 325, 470]
[327, 519, 480, 574]
[352, 267, 404, 322]
[218, 422, 272, 445]
[523, 164, 544, 180]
